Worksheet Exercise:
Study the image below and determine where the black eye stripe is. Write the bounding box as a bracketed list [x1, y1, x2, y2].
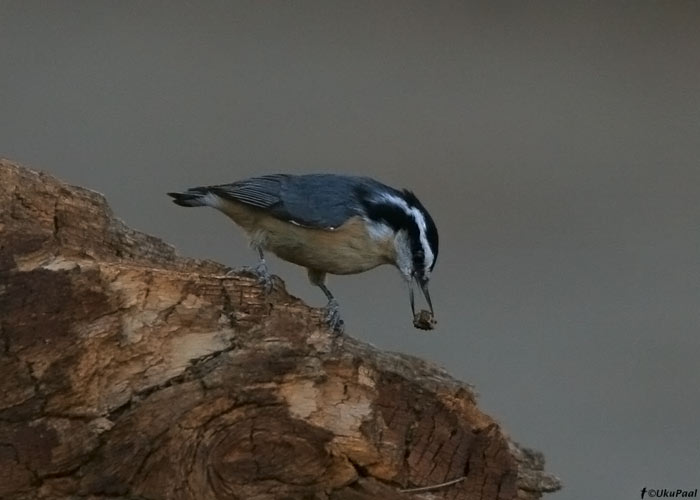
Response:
[404, 190, 439, 272]
[359, 203, 425, 275]
[355, 185, 438, 274]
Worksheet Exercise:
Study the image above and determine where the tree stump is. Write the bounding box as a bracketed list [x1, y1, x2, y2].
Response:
[0, 159, 561, 499]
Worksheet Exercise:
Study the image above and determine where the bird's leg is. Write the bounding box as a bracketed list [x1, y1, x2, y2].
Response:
[319, 282, 343, 333]
[308, 269, 344, 334]
[253, 247, 274, 293]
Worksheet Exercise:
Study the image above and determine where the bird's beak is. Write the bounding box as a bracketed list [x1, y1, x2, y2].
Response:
[418, 277, 434, 316]
[409, 276, 434, 316]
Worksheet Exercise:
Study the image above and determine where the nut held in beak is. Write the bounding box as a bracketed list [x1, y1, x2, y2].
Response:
[413, 309, 436, 330]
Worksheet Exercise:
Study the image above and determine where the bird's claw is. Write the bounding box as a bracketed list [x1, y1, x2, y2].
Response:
[225, 263, 274, 294]
[225, 266, 250, 277]
[255, 264, 274, 294]
[323, 299, 344, 334]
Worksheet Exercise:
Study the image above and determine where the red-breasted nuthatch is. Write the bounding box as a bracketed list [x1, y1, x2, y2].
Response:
[168, 174, 438, 332]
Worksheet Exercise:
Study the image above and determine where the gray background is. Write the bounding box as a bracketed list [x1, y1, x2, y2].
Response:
[2, 1, 699, 498]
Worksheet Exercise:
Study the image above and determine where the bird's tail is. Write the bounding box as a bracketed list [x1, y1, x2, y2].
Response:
[167, 187, 212, 207]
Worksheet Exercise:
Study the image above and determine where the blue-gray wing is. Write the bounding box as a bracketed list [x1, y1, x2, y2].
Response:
[210, 175, 286, 210]
[209, 174, 385, 229]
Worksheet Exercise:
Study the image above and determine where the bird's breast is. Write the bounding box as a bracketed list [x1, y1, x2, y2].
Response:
[213, 198, 396, 274]
[257, 216, 395, 275]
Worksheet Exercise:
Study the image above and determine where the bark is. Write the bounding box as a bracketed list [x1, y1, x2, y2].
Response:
[0, 159, 561, 500]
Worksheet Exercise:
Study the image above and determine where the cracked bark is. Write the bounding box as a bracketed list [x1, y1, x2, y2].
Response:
[0, 159, 561, 500]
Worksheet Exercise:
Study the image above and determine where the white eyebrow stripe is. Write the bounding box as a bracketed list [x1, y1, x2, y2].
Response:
[377, 193, 434, 271]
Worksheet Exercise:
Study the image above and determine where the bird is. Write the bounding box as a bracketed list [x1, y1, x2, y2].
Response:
[167, 174, 438, 332]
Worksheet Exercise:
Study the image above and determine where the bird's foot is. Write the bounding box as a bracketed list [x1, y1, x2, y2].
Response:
[225, 266, 250, 276]
[225, 263, 274, 294]
[254, 261, 274, 294]
[323, 299, 344, 334]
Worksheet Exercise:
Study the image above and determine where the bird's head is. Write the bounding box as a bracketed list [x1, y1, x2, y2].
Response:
[361, 187, 439, 319]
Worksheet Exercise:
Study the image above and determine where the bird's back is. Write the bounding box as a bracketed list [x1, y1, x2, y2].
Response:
[208, 173, 399, 229]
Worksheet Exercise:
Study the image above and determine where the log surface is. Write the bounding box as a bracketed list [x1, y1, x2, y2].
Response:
[0, 159, 561, 499]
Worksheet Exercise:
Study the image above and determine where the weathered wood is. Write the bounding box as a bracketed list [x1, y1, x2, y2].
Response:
[0, 159, 561, 499]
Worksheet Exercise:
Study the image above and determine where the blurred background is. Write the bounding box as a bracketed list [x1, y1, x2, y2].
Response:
[2, 1, 699, 498]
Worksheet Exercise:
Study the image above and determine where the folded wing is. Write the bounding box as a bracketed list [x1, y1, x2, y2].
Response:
[209, 174, 371, 230]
